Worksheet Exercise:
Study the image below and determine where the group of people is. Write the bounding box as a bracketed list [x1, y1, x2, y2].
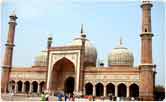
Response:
[40, 92, 75, 101]
[40, 92, 140, 101]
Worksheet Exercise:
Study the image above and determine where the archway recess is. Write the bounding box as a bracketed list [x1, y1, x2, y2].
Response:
[106, 83, 115, 96]
[95, 83, 104, 96]
[40, 81, 45, 93]
[118, 83, 127, 97]
[32, 81, 38, 93]
[64, 77, 75, 94]
[129, 83, 139, 97]
[51, 57, 75, 93]
[17, 81, 23, 93]
[24, 81, 30, 93]
[85, 83, 93, 95]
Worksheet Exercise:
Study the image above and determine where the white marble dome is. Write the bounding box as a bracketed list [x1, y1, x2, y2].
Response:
[108, 40, 134, 67]
[34, 51, 47, 66]
[69, 37, 97, 66]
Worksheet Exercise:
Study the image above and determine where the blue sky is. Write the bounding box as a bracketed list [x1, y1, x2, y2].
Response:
[0, 0, 165, 86]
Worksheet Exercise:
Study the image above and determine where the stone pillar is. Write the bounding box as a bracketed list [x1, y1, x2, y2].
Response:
[83, 87, 86, 95]
[1, 11, 17, 93]
[22, 83, 25, 93]
[115, 85, 118, 97]
[37, 83, 40, 93]
[14, 82, 17, 93]
[93, 85, 96, 96]
[46, 70, 51, 93]
[104, 85, 106, 97]
[29, 82, 32, 93]
[127, 86, 129, 97]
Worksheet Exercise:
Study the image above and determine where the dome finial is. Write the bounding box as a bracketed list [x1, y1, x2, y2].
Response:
[119, 37, 123, 46]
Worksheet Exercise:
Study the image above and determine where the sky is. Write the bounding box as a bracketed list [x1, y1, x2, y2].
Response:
[0, 0, 165, 86]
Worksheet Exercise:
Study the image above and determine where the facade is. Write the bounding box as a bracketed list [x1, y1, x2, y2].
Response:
[1, 1, 156, 101]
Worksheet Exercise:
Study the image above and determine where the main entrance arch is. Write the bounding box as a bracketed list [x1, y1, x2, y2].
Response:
[51, 57, 75, 94]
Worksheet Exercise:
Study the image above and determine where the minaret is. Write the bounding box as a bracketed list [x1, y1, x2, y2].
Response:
[79, 24, 86, 94]
[139, 0, 156, 100]
[45, 35, 53, 90]
[1, 11, 17, 93]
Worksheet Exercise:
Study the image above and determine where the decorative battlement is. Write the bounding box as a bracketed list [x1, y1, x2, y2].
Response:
[142, 0, 152, 4]
[140, 32, 153, 37]
[141, 0, 153, 8]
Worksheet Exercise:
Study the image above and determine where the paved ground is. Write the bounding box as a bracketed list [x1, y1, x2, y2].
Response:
[1, 94, 40, 101]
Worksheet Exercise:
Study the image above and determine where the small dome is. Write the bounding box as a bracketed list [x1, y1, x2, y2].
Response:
[69, 37, 97, 67]
[108, 39, 134, 67]
[34, 51, 47, 66]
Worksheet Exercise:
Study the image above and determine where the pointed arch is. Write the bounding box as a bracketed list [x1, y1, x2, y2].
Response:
[32, 81, 38, 93]
[17, 80, 23, 92]
[95, 83, 104, 96]
[118, 83, 127, 97]
[106, 83, 115, 96]
[39, 81, 45, 93]
[51, 57, 75, 92]
[85, 82, 93, 95]
[53, 57, 75, 72]
[129, 83, 139, 97]
[24, 81, 30, 93]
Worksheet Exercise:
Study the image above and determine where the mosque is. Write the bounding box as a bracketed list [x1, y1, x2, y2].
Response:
[1, 1, 156, 101]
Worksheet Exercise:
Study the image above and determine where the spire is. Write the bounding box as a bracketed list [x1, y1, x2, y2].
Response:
[80, 24, 86, 38]
[9, 9, 17, 21]
[116, 37, 124, 48]
[119, 37, 123, 45]
[80, 24, 83, 34]
[10, 9, 17, 17]
[118, 37, 123, 46]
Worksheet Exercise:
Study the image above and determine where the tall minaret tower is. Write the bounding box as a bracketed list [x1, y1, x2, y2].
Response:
[79, 24, 86, 94]
[1, 11, 17, 93]
[139, 0, 156, 101]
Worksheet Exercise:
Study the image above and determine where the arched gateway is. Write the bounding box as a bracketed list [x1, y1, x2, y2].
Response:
[51, 57, 75, 95]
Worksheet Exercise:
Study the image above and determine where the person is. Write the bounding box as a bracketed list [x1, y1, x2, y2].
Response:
[88, 95, 93, 101]
[45, 93, 49, 101]
[92, 96, 95, 101]
[109, 94, 113, 100]
[101, 96, 104, 101]
[131, 97, 135, 101]
[40, 92, 46, 101]
[64, 94, 68, 101]
[57, 94, 63, 101]
[69, 95, 74, 101]
[116, 97, 120, 101]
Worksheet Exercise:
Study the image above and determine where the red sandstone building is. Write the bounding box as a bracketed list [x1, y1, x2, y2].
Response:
[1, 1, 156, 101]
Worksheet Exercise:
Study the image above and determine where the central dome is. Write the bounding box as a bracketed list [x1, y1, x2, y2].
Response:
[108, 39, 134, 67]
[34, 51, 47, 66]
[69, 37, 97, 67]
